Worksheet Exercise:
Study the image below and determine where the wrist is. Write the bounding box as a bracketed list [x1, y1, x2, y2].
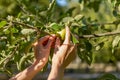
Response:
[33, 60, 46, 70]
[51, 63, 65, 72]
[48, 64, 64, 80]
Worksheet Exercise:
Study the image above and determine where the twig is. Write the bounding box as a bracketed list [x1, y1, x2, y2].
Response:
[47, 0, 56, 12]
[12, 21, 37, 30]
[79, 31, 120, 38]
[3, 44, 19, 68]
[0, 36, 7, 40]
[11, 21, 51, 35]
[86, 22, 115, 26]
[16, 0, 29, 15]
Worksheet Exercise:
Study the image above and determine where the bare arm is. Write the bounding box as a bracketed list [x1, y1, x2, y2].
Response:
[48, 26, 76, 80]
[10, 35, 55, 80]
[9, 61, 45, 80]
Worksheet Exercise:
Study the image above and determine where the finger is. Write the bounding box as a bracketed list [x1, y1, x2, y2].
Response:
[50, 34, 56, 37]
[32, 42, 38, 47]
[65, 44, 76, 59]
[38, 35, 50, 46]
[45, 36, 55, 49]
[64, 44, 76, 67]
[33, 43, 39, 59]
[63, 26, 70, 44]
[54, 37, 61, 53]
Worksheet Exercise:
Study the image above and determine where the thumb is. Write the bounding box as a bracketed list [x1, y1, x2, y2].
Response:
[54, 37, 61, 53]
[45, 36, 54, 49]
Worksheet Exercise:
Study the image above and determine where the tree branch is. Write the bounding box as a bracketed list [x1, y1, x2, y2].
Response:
[47, 0, 56, 12]
[11, 21, 51, 35]
[79, 31, 120, 38]
[3, 44, 19, 68]
[0, 36, 7, 40]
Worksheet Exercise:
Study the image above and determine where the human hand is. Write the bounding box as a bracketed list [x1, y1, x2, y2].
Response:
[10, 35, 56, 80]
[33, 35, 56, 66]
[48, 26, 76, 80]
[52, 26, 76, 70]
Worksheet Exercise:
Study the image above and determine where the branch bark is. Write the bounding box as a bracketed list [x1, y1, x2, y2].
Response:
[1, 18, 120, 39]
[11, 21, 50, 35]
[79, 31, 120, 38]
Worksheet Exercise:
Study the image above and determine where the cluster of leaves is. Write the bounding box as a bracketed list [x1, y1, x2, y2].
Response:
[0, 0, 120, 79]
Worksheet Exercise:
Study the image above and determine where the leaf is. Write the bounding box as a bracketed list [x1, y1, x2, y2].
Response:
[112, 36, 120, 48]
[85, 51, 93, 65]
[77, 45, 93, 65]
[71, 34, 79, 44]
[79, 0, 83, 3]
[41, 62, 48, 72]
[96, 42, 104, 51]
[0, 21, 7, 28]
[85, 40, 92, 51]
[113, 10, 118, 17]
[74, 14, 83, 22]
[98, 73, 118, 80]
[62, 17, 74, 23]
[49, 23, 63, 31]
[21, 29, 35, 35]
[18, 54, 31, 70]
[11, 27, 18, 33]
[66, 7, 76, 16]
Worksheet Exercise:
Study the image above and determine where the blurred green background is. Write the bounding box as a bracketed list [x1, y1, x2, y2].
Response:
[0, 0, 120, 79]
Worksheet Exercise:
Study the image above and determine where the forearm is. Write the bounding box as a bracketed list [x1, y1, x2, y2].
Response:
[10, 61, 45, 80]
[48, 65, 64, 80]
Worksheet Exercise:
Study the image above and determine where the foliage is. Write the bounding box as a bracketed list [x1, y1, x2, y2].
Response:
[0, 0, 120, 79]
[98, 73, 119, 80]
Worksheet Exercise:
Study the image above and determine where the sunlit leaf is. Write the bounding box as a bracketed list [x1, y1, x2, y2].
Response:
[49, 23, 63, 31]
[74, 14, 83, 22]
[62, 17, 74, 23]
[113, 10, 118, 17]
[71, 34, 79, 44]
[0, 21, 7, 28]
[95, 42, 104, 51]
[21, 29, 35, 35]
[98, 73, 118, 80]
[112, 36, 120, 48]
[85, 40, 92, 51]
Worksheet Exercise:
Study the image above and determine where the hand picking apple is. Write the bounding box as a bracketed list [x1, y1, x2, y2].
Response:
[10, 26, 76, 80]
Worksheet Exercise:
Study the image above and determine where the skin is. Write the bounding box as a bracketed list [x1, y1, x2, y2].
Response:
[10, 26, 76, 80]
[10, 35, 56, 80]
[48, 26, 76, 80]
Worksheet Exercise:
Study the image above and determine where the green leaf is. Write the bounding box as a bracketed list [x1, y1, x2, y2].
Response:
[0, 21, 7, 28]
[74, 14, 83, 22]
[112, 36, 120, 48]
[18, 54, 31, 71]
[85, 51, 93, 65]
[71, 34, 79, 44]
[11, 27, 18, 33]
[96, 42, 104, 51]
[98, 73, 118, 80]
[62, 17, 74, 23]
[113, 10, 118, 17]
[41, 62, 48, 72]
[77, 45, 93, 65]
[49, 23, 63, 31]
[21, 29, 35, 35]
[85, 40, 92, 51]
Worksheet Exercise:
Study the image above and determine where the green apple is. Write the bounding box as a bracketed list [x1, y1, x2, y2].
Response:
[56, 29, 66, 40]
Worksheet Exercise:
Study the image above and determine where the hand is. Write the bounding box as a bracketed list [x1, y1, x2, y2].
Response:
[52, 26, 76, 69]
[48, 26, 77, 80]
[33, 35, 55, 66]
[10, 35, 56, 80]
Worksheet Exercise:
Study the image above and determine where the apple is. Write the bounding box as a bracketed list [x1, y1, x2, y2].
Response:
[56, 28, 66, 40]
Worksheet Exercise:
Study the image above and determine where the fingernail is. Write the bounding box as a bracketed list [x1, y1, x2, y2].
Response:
[33, 42, 38, 46]
[49, 37, 54, 40]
